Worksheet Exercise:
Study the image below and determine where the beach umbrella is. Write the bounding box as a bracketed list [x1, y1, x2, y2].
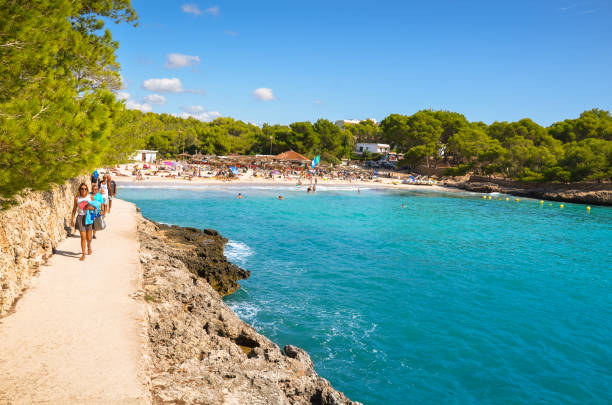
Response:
[311, 155, 320, 169]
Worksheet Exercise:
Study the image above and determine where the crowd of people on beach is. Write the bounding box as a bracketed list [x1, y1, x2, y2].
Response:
[118, 161, 399, 184]
[70, 171, 117, 261]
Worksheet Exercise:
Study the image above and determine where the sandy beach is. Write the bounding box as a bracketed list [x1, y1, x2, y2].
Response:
[113, 171, 452, 193]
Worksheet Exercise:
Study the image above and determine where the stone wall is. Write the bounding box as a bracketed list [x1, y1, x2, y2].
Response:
[0, 177, 87, 316]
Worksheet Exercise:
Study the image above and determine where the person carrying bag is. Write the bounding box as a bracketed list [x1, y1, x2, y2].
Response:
[93, 214, 106, 231]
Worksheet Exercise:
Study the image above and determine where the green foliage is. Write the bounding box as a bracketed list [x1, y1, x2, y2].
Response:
[448, 125, 503, 164]
[373, 109, 611, 182]
[380, 111, 443, 166]
[131, 107, 611, 183]
[127, 113, 356, 161]
[320, 151, 340, 165]
[0, 0, 139, 200]
[344, 120, 382, 143]
[443, 163, 473, 177]
[560, 138, 612, 181]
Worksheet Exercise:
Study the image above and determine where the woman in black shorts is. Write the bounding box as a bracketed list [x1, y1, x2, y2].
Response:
[70, 183, 95, 261]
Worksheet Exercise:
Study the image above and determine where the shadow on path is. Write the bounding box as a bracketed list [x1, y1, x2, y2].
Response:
[51, 249, 81, 258]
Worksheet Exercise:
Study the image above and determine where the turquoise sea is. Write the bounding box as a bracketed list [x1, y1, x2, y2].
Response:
[119, 183, 612, 404]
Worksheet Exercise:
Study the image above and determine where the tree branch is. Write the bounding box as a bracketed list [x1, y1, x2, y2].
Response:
[0, 41, 25, 49]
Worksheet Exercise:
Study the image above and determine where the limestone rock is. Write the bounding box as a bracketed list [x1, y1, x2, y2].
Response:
[138, 218, 360, 405]
[443, 175, 612, 206]
[154, 223, 250, 296]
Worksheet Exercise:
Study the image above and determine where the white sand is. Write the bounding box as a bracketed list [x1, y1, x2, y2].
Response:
[115, 173, 452, 192]
[0, 199, 149, 404]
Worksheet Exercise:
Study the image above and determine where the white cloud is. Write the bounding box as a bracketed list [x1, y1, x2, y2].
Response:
[225, 30, 239, 37]
[181, 3, 202, 15]
[178, 105, 220, 121]
[204, 5, 219, 16]
[165, 53, 201, 69]
[126, 100, 152, 113]
[142, 78, 184, 93]
[143, 94, 167, 105]
[116, 91, 130, 101]
[142, 78, 204, 95]
[116, 91, 153, 112]
[252, 88, 276, 101]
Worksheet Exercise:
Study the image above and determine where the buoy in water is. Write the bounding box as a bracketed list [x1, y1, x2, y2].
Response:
[560, 204, 564, 208]
[505, 197, 510, 201]
[540, 200, 544, 204]
[587, 206, 591, 211]
[488, 196, 492, 200]
[515, 198, 520, 202]
[482, 195, 486, 199]
[549, 203, 552, 206]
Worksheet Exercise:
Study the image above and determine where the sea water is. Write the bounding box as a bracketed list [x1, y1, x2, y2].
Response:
[119, 184, 612, 404]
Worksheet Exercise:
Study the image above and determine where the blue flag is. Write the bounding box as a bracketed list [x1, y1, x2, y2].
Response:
[311, 155, 320, 168]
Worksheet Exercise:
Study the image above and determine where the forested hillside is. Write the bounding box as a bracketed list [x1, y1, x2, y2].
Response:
[128, 108, 612, 183]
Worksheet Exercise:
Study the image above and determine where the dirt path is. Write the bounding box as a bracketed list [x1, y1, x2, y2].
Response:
[0, 199, 149, 404]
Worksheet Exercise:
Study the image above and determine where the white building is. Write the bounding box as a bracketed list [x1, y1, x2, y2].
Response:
[334, 118, 379, 129]
[131, 150, 158, 162]
[335, 119, 361, 129]
[354, 143, 390, 154]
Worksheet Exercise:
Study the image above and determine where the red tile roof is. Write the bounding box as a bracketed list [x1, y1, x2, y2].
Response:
[275, 150, 310, 162]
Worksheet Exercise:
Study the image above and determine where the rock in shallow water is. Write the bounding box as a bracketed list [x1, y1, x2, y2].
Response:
[155, 223, 250, 296]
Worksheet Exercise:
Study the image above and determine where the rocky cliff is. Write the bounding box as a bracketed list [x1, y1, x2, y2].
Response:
[444, 175, 612, 206]
[138, 217, 360, 405]
[0, 177, 87, 316]
[155, 224, 250, 296]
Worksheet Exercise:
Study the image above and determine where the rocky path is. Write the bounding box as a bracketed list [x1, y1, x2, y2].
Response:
[0, 199, 149, 404]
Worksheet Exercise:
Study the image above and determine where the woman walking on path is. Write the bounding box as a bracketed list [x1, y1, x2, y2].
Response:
[71, 183, 95, 261]
[107, 174, 117, 214]
[99, 174, 110, 213]
[90, 183, 105, 240]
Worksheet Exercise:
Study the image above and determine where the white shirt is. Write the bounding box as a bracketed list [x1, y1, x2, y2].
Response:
[100, 182, 109, 197]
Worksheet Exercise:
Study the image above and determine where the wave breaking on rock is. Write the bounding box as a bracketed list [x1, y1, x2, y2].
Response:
[138, 216, 360, 404]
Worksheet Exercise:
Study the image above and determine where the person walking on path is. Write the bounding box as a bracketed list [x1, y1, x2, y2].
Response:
[90, 183, 105, 240]
[70, 183, 95, 261]
[90, 170, 100, 187]
[107, 174, 117, 214]
[99, 174, 110, 214]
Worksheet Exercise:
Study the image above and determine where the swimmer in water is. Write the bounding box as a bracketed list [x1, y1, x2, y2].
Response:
[278, 195, 284, 200]
[401, 203, 406, 208]
[357, 188, 361, 194]
[307, 187, 312, 193]
[238, 193, 243, 199]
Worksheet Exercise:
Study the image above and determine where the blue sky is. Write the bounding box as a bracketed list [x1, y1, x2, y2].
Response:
[108, 0, 612, 126]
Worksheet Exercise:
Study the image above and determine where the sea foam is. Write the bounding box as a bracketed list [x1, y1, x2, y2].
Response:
[225, 240, 254, 266]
